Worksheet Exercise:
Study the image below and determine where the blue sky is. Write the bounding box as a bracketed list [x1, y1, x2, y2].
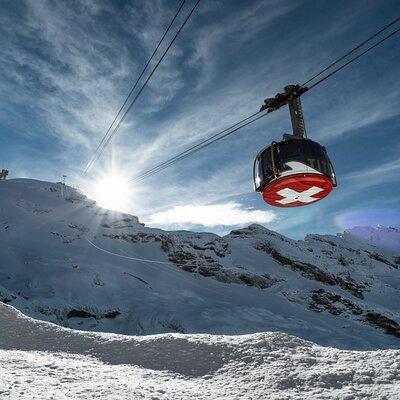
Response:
[1, 0, 399, 238]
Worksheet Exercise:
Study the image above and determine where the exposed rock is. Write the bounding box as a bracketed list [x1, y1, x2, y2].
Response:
[365, 312, 400, 338]
[309, 289, 362, 316]
[255, 243, 364, 299]
[68, 223, 88, 232]
[67, 309, 121, 320]
[309, 290, 400, 339]
[365, 251, 398, 268]
[104, 310, 121, 319]
[159, 321, 185, 333]
[67, 309, 96, 319]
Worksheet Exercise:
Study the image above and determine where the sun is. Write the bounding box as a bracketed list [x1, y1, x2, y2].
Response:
[93, 173, 132, 211]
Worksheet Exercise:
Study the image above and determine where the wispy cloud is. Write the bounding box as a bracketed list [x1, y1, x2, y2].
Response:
[147, 202, 277, 228]
[333, 157, 400, 200]
[345, 158, 400, 181]
[308, 84, 400, 143]
[188, 0, 298, 89]
[0, 0, 190, 156]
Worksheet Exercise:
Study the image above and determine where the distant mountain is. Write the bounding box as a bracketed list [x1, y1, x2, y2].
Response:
[0, 179, 399, 349]
[344, 226, 400, 253]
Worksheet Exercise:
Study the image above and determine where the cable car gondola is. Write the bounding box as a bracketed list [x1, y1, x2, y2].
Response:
[254, 85, 337, 207]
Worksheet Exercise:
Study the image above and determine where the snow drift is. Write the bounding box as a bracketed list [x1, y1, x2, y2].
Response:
[1, 302, 399, 399]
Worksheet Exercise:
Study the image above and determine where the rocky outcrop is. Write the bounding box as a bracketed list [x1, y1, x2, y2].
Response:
[309, 289, 362, 316]
[309, 289, 400, 339]
[255, 242, 364, 298]
[66, 309, 121, 320]
[365, 312, 400, 338]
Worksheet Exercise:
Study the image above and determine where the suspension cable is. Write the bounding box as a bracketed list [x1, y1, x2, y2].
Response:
[134, 112, 269, 182]
[128, 20, 400, 182]
[132, 111, 261, 181]
[136, 112, 272, 182]
[84, 0, 187, 174]
[301, 16, 400, 87]
[85, 0, 201, 173]
[306, 26, 400, 90]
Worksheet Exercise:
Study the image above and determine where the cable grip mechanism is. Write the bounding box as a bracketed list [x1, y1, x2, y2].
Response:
[260, 84, 308, 138]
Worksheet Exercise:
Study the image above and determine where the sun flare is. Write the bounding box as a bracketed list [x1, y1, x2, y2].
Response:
[93, 174, 132, 211]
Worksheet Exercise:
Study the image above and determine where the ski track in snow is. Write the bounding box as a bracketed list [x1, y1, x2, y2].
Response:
[1, 303, 400, 400]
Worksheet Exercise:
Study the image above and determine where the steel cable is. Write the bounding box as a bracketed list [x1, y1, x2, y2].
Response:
[130, 20, 400, 182]
[84, 0, 187, 174]
[85, 0, 201, 173]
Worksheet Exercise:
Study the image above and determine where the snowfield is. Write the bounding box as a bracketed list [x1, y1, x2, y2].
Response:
[0, 178, 400, 398]
[1, 302, 400, 400]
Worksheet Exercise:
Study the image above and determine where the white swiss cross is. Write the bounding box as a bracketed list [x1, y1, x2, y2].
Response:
[276, 186, 324, 205]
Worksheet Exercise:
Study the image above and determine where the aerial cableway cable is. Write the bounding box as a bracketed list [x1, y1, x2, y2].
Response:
[130, 18, 400, 183]
[84, 0, 201, 173]
[84, 0, 187, 174]
[131, 111, 262, 181]
[306, 26, 400, 90]
[301, 16, 400, 87]
[131, 112, 272, 182]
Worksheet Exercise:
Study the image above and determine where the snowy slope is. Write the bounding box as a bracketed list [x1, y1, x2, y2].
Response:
[0, 179, 399, 349]
[1, 302, 400, 400]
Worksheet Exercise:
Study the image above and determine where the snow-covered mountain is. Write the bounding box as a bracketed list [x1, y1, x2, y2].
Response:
[344, 226, 400, 253]
[0, 179, 399, 349]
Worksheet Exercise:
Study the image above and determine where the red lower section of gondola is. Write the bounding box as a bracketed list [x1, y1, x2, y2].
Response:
[262, 173, 333, 208]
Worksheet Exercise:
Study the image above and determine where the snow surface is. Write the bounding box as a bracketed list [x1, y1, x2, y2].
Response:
[0, 179, 399, 350]
[1, 302, 400, 400]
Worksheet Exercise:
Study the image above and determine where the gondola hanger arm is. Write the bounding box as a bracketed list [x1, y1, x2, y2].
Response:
[260, 84, 308, 113]
[260, 84, 309, 138]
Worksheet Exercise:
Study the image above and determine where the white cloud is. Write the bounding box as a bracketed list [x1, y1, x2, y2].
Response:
[147, 202, 276, 227]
